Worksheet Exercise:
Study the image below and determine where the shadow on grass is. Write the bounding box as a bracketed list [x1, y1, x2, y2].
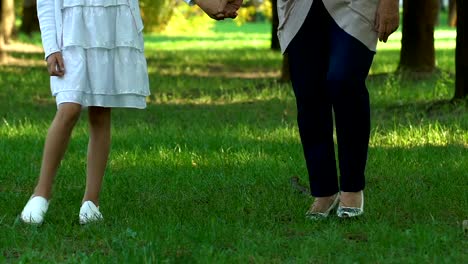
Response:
[145, 48, 282, 74]
[374, 98, 467, 116]
[145, 34, 270, 44]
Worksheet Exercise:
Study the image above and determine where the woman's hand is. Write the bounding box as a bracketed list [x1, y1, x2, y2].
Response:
[194, 0, 243, 20]
[46, 52, 65, 77]
[223, 0, 243, 18]
[194, 0, 228, 20]
[374, 0, 400, 43]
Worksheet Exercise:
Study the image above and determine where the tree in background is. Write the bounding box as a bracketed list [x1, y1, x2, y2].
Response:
[1, 0, 14, 43]
[140, 0, 175, 32]
[454, 0, 466, 100]
[399, 0, 439, 74]
[20, 0, 39, 35]
[270, 0, 279, 50]
[1, 0, 15, 62]
[269, 0, 289, 81]
[0, 0, 4, 62]
[448, 0, 457, 27]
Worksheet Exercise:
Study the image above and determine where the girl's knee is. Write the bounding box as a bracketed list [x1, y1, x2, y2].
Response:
[56, 103, 82, 126]
[88, 107, 111, 126]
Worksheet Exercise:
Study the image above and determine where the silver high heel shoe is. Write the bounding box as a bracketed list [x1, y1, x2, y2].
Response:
[337, 191, 364, 218]
[306, 194, 340, 220]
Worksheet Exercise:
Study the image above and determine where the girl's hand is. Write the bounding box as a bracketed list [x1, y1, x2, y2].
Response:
[46, 52, 65, 77]
[374, 0, 400, 43]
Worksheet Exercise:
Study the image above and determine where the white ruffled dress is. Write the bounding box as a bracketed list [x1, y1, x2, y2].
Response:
[51, 0, 150, 108]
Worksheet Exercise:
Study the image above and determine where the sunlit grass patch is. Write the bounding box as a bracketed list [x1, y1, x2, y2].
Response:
[371, 122, 467, 148]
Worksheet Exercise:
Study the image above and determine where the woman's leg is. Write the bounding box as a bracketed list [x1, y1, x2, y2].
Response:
[288, 1, 339, 198]
[34, 103, 82, 199]
[325, 17, 375, 205]
[82, 106, 111, 205]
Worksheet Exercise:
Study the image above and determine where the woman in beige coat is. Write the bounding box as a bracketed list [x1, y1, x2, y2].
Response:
[191, 0, 398, 219]
[278, 0, 399, 219]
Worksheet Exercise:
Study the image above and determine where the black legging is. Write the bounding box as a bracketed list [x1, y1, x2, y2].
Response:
[287, 0, 375, 197]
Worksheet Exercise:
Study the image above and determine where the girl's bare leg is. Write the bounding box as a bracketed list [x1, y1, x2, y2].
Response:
[82, 107, 111, 205]
[34, 103, 82, 199]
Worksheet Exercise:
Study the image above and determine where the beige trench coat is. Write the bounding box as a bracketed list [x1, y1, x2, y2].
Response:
[277, 0, 379, 53]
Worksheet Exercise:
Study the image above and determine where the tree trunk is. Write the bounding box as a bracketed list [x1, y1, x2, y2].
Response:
[399, 0, 439, 73]
[271, 0, 280, 51]
[0, 0, 6, 62]
[20, 0, 40, 35]
[1, 0, 14, 44]
[454, 0, 467, 100]
[281, 54, 290, 82]
[448, 0, 457, 27]
[0, 28, 5, 63]
[436, 0, 445, 25]
[272, 0, 289, 81]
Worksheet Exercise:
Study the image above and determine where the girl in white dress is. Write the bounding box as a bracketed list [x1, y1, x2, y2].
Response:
[20, 0, 150, 225]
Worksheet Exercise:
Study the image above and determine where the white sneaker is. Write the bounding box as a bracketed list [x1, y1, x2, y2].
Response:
[79, 201, 103, 225]
[20, 196, 49, 225]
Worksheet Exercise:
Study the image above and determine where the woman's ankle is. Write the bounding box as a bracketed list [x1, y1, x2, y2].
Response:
[339, 191, 363, 207]
[310, 193, 339, 212]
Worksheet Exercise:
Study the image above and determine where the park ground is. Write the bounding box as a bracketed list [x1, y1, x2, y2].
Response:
[0, 20, 467, 262]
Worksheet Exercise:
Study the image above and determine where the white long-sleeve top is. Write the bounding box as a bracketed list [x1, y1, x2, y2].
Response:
[37, 0, 144, 59]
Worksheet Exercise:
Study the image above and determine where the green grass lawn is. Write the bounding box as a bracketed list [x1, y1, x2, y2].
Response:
[0, 20, 467, 263]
